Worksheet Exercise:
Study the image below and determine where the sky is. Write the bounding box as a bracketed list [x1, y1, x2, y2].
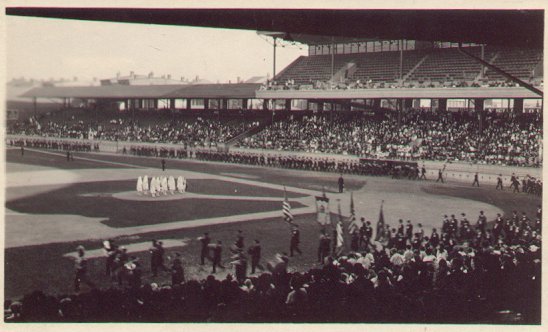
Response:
[6, 15, 308, 83]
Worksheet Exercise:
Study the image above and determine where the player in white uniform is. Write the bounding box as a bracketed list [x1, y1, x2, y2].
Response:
[142, 175, 149, 194]
[150, 177, 157, 197]
[136, 176, 143, 195]
[168, 176, 176, 194]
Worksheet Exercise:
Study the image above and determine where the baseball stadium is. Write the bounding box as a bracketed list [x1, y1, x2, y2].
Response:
[3, 8, 544, 324]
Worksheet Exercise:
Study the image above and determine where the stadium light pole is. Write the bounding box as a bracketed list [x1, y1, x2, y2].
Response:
[399, 40, 403, 86]
[273, 37, 277, 80]
[330, 37, 335, 80]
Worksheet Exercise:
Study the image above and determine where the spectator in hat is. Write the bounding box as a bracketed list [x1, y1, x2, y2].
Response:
[74, 245, 95, 292]
[171, 253, 185, 285]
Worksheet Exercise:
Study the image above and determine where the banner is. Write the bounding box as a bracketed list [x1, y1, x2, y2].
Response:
[315, 195, 331, 226]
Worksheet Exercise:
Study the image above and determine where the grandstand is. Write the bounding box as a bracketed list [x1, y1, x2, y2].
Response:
[273, 45, 542, 87]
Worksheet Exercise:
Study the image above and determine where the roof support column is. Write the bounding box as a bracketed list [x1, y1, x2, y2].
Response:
[273, 37, 277, 79]
[204, 98, 209, 110]
[186, 99, 191, 110]
[33, 97, 37, 117]
[404, 98, 413, 110]
[438, 98, 447, 112]
[514, 98, 524, 114]
[397, 99, 402, 128]
[372, 98, 381, 110]
[285, 99, 291, 111]
[474, 98, 485, 135]
[242, 98, 248, 110]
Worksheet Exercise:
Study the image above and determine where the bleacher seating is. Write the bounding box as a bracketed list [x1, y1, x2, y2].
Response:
[484, 47, 543, 82]
[407, 47, 496, 83]
[274, 54, 357, 84]
[351, 50, 425, 83]
[274, 46, 542, 86]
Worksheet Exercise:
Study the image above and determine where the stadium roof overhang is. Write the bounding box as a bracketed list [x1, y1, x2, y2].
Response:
[257, 31, 380, 46]
[256, 87, 543, 100]
[20, 83, 261, 99]
[6, 8, 544, 48]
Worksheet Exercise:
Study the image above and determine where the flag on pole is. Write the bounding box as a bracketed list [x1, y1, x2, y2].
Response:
[347, 192, 360, 233]
[335, 220, 344, 256]
[375, 200, 385, 241]
[315, 187, 331, 225]
[338, 199, 343, 222]
[335, 200, 344, 255]
[282, 186, 293, 224]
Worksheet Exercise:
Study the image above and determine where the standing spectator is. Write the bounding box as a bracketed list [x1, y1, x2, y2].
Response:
[318, 230, 330, 263]
[338, 174, 344, 193]
[351, 231, 360, 252]
[472, 172, 480, 187]
[290, 225, 302, 257]
[420, 165, 427, 180]
[199, 232, 211, 265]
[512, 177, 521, 193]
[231, 251, 247, 284]
[150, 240, 167, 277]
[103, 239, 118, 277]
[235, 230, 245, 250]
[247, 239, 263, 274]
[161, 159, 166, 171]
[496, 174, 504, 190]
[171, 253, 185, 285]
[405, 220, 413, 241]
[74, 245, 95, 292]
[211, 240, 224, 273]
[436, 168, 444, 183]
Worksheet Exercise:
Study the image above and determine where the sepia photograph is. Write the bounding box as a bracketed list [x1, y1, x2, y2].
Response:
[2, 1, 545, 328]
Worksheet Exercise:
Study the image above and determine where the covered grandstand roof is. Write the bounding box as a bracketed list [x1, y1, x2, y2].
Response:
[20, 85, 186, 99]
[20, 83, 261, 99]
[167, 83, 261, 98]
[6, 8, 544, 48]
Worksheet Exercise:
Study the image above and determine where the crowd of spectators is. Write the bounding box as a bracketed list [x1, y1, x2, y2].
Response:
[7, 137, 97, 152]
[4, 207, 541, 323]
[7, 108, 542, 167]
[92, 117, 259, 146]
[7, 113, 261, 147]
[238, 109, 542, 167]
[261, 78, 543, 91]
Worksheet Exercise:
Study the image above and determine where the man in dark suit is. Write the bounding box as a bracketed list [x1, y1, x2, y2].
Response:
[496, 174, 504, 190]
[290, 225, 302, 257]
[211, 240, 224, 273]
[199, 232, 211, 265]
[247, 239, 263, 274]
[338, 174, 344, 193]
[436, 168, 444, 183]
[472, 172, 480, 187]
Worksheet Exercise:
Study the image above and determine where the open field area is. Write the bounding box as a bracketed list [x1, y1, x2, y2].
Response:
[4, 148, 541, 302]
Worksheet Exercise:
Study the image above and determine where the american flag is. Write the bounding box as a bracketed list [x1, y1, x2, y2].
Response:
[283, 186, 293, 224]
[347, 191, 360, 233]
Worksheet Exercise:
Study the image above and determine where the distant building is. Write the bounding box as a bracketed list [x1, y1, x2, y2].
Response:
[100, 71, 189, 86]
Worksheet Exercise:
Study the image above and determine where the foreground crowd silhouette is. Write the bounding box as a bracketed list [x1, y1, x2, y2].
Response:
[5, 207, 541, 323]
